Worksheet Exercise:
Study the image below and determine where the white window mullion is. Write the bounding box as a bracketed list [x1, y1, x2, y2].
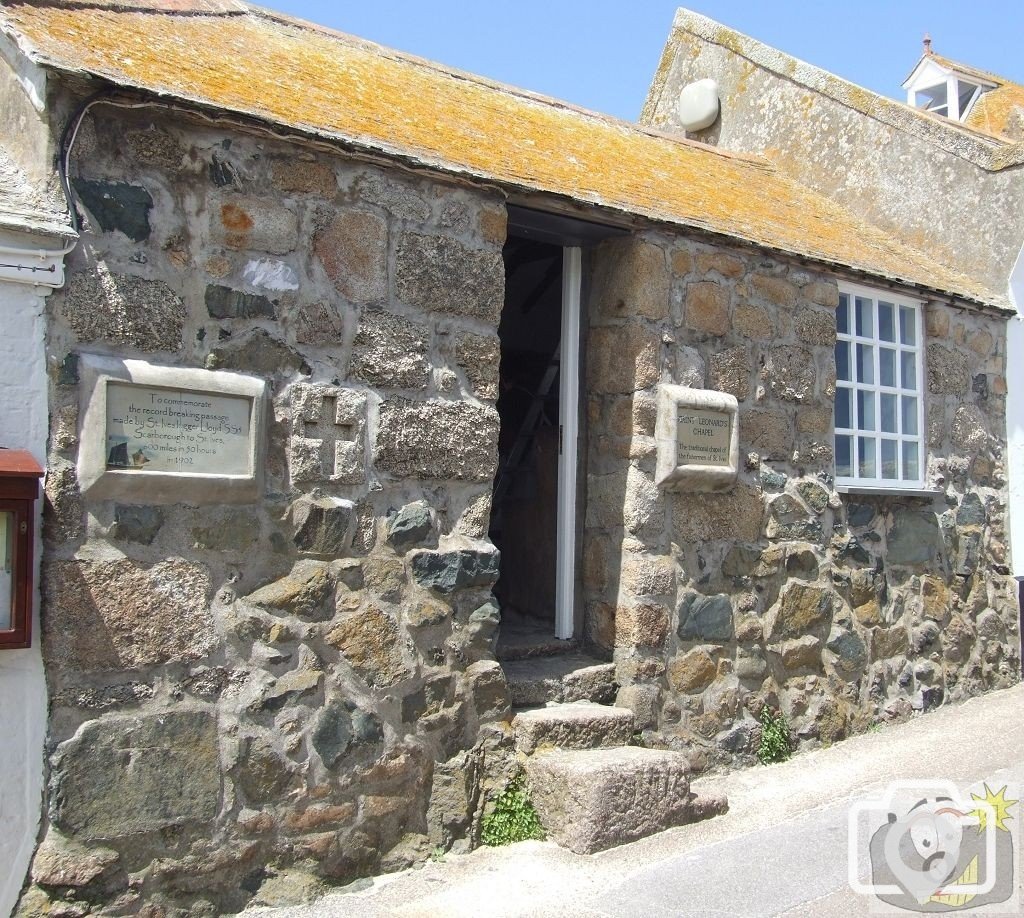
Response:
[914, 306, 926, 486]
[948, 75, 960, 120]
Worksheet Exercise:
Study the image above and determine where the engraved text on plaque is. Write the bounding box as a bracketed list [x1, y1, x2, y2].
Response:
[676, 408, 732, 468]
[105, 383, 253, 475]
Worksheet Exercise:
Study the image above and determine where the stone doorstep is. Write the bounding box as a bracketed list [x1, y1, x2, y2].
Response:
[495, 630, 580, 662]
[526, 746, 728, 855]
[512, 702, 636, 755]
[501, 653, 617, 707]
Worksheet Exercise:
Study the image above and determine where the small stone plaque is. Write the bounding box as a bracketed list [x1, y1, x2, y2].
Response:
[655, 385, 738, 491]
[105, 384, 252, 476]
[676, 407, 732, 468]
[78, 355, 267, 504]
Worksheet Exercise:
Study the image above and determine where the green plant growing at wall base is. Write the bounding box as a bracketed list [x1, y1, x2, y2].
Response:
[757, 706, 792, 765]
[480, 777, 545, 846]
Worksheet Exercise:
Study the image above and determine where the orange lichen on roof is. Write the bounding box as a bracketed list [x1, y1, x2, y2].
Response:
[967, 84, 1024, 141]
[0, 1, 1003, 306]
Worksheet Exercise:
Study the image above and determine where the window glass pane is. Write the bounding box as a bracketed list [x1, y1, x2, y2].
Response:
[857, 390, 875, 431]
[856, 297, 873, 337]
[917, 83, 947, 111]
[835, 387, 852, 429]
[859, 436, 877, 479]
[899, 306, 917, 345]
[857, 344, 874, 384]
[902, 441, 920, 481]
[0, 511, 12, 631]
[878, 302, 895, 342]
[902, 396, 919, 436]
[836, 341, 851, 381]
[835, 435, 853, 478]
[901, 351, 917, 389]
[880, 393, 897, 433]
[837, 294, 849, 335]
[879, 348, 896, 387]
[958, 81, 979, 114]
[881, 440, 898, 479]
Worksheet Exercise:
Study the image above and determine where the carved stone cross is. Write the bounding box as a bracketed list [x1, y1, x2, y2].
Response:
[287, 384, 366, 484]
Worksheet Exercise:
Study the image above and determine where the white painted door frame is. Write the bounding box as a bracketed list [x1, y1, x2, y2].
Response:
[555, 246, 582, 640]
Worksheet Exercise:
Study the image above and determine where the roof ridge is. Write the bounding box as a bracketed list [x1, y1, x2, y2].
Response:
[925, 51, 1022, 92]
[42, 1, 248, 15]
[246, 3, 774, 171]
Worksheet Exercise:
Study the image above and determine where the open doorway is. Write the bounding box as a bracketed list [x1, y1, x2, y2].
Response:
[493, 229, 589, 655]
[490, 206, 623, 658]
[490, 237, 566, 649]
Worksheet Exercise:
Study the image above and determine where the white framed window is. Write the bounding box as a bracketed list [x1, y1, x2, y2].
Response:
[834, 283, 925, 490]
[910, 77, 986, 122]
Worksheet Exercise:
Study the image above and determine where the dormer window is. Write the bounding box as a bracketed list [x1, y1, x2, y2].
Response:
[903, 43, 993, 124]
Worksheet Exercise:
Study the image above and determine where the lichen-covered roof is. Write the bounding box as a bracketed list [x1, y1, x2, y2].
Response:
[968, 83, 1024, 142]
[0, 1, 1005, 306]
[647, 10, 1024, 172]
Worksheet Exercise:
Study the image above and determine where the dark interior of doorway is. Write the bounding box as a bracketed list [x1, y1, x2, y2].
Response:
[491, 236, 564, 655]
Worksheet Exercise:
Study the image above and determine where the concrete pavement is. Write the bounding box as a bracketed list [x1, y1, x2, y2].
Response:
[246, 684, 1024, 917]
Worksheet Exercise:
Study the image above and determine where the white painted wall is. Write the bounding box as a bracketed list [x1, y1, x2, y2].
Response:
[0, 229, 53, 918]
[1008, 244, 1024, 581]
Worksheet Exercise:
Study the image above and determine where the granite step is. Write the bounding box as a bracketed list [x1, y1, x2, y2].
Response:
[495, 615, 578, 662]
[496, 630, 578, 662]
[512, 702, 635, 755]
[501, 653, 617, 707]
[526, 746, 728, 854]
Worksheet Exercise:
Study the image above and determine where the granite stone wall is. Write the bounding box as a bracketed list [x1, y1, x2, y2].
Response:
[24, 106, 514, 915]
[584, 234, 1019, 772]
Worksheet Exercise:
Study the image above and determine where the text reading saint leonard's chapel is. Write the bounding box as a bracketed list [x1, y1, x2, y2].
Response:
[676, 407, 731, 467]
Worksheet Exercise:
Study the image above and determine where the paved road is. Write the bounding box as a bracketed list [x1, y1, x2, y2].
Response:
[247, 684, 1024, 917]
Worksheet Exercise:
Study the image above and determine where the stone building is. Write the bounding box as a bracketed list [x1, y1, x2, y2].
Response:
[643, 8, 1024, 585]
[0, 2, 1019, 914]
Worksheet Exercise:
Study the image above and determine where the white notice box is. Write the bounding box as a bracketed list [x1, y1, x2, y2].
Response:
[78, 355, 267, 504]
[655, 385, 739, 491]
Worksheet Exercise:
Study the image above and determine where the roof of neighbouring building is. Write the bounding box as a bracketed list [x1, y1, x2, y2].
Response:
[645, 9, 1024, 168]
[0, 0, 1007, 307]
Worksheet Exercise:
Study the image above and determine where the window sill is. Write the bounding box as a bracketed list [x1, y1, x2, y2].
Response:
[835, 484, 941, 498]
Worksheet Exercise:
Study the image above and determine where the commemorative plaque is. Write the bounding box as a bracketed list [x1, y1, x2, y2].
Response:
[655, 385, 739, 491]
[78, 355, 267, 504]
[105, 384, 252, 476]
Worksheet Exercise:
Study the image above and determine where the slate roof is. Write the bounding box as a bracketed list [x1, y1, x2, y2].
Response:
[0, 0, 1005, 306]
